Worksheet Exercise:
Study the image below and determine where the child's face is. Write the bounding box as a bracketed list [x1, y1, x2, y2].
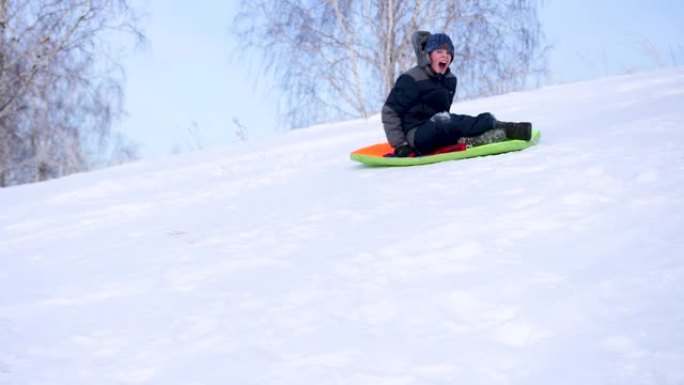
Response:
[429, 49, 452, 74]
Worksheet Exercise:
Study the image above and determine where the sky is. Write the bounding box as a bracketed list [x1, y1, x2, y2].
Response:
[2, 68, 684, 384]
[115, 0, 684, 159]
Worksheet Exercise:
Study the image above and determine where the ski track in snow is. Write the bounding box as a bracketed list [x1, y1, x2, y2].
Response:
[1, 69, 684, 384]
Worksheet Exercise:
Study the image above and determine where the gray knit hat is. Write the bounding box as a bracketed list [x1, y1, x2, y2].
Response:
[425, 33, 454, 56]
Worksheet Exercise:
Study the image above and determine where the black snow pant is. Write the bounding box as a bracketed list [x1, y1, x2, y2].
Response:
[413, 112, 496, 155]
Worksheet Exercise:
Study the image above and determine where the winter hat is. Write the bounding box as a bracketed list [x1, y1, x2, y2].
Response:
[425, 33, 454, 56]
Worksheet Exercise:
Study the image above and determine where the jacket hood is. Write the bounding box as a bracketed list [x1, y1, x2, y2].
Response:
[411, 30, 432, 67]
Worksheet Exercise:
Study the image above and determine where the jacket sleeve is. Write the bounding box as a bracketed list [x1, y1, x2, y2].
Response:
[447, 74, 457, 109]
[382, 74, 419, 148]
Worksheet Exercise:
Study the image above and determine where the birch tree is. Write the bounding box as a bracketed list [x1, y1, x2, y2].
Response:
[0, 0, 142, 187]
[233, 0, 546, 129]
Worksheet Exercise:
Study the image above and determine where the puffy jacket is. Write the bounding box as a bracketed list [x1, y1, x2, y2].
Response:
[381, 65, 457, 148]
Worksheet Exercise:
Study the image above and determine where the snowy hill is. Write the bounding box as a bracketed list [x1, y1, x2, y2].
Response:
[1, 68, 684, 385]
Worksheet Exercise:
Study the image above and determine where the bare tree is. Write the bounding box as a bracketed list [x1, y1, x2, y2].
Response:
[233, 0, 546, 129]
[0, 0, 143, 187]
[230, 117, 247, 142]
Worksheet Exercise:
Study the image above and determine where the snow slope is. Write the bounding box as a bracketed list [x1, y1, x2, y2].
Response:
[1, 68, 684, 385]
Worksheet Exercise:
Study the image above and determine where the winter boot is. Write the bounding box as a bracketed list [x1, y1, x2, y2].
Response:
[458, 128, 506, 148]
[494, 121, 533, 141]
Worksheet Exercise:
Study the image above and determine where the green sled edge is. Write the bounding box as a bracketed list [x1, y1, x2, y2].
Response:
[350, 129, 542, 167]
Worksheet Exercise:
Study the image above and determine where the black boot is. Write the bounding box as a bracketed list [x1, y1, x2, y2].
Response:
[494, 121, 532, 141]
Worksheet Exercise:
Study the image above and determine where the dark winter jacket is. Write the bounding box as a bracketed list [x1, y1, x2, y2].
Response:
[381, 65, 457, 148]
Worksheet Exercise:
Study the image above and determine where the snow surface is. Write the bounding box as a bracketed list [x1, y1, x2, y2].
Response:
[1, 68, 684, 385]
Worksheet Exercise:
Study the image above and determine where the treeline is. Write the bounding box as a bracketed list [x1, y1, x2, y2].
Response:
[0, 0, 142, 187]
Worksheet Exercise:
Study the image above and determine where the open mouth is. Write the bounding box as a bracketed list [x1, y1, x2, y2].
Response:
[438, 60, 448, 71]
